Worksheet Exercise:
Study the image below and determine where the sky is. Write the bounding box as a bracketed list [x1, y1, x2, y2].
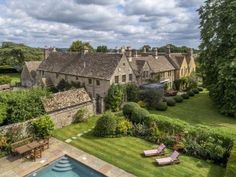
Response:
[0, 0, 205, 49]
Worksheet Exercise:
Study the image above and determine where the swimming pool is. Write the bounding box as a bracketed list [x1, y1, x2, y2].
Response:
[25, 155, 106, 177]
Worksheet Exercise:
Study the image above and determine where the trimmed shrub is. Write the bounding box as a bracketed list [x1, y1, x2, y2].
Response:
[156, 101, 168, 111]
[123, 102, 140, 119]
[192, 88, 199, 94]
[225, 144, 236, 177]
[94, 112, 117, 137]
[181, 93, 190, 99]
[116, 118, 132, 135]
[174, 95, 183, 103]
[166, 97, 176, 106]
[187, 90, 195, 96]
[130, 107, 150, 124]
[137, 100, 146, 108]
[31, 115, 55, 139]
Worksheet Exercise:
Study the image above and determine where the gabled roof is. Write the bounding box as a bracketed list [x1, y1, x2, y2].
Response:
[42, 88, 91, 113]
[38, 52, 123, 80]
[25, 61, 41, 73]
[168, 53, 186, 69]
[129, 55, 175, 75]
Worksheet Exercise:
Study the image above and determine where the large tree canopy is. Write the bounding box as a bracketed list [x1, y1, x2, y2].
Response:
[69, 40, 94, 52]
[0, 42, 43, 69]
[198, 0, 236, 117]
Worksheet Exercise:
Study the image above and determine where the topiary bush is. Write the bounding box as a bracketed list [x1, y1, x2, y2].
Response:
[93, 112, 117, 137]
[187, 90, 195, 96]
[156, 101, 168, 111]
[192, 88, 199, 94]
[174, 95, 183, 103]
[139, 89, 163, 109]
[181, 93, 190, 99]
[166, 97, 176, 106]
[123, 102, 140, 119]
[31, 115, 55, 139]
[130, 107, 150, 124]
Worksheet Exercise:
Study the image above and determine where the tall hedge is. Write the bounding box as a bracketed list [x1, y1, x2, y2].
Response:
[0, 88, 50, 125]
[198, 0, 236, 117]
[105, 84, 124, 112]
[225, 143, 236, 177]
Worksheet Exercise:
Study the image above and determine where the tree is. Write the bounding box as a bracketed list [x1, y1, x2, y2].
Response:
[198, 0, 236, 117]
[105, 84, 124, 112]
[69, 40, 94, 52]
[125, 83, 139, 102]
[96, 45, 108, 53]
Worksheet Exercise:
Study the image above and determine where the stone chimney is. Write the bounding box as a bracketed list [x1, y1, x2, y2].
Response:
[143, 47, 147, 53]
[135, 50, 138, 57]
[188, 48, 193, 57]
[43, 46, 53, 60]
[81, 46, 89, 55]
[127, 46, 132, 62]
[166, 44, 171, 55]
[154, 48, 158, 59]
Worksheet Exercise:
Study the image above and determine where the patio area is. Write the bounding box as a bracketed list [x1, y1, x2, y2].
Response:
[0, 138, 135, 177]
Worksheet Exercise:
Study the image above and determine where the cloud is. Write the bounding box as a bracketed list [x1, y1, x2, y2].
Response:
[0, 0, 203, 48]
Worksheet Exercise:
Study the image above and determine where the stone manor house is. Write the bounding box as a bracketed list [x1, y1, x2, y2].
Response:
[21, 45, 196, 113]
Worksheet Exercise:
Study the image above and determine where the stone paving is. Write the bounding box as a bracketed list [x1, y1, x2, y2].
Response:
[0, 138, 136, 177]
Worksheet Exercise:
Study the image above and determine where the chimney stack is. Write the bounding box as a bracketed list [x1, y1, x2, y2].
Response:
[82, 46, 89, 55]
[143, 47, 147, 53]
[188, 48, 193, 57]
[154, 48, 158, 59]
[166, 44, 171, 55]
[127, 46, 132, 62]
[43, 46, 53, 60]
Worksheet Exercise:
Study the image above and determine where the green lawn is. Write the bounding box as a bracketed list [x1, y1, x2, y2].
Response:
[0, 73, 20, 85]
[54, 117, 225, 177]
[151, 90, 236, 139]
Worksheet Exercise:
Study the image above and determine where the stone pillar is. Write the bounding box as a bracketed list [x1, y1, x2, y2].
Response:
[100, 97, 104, 113]
[92, 98, 96, 115]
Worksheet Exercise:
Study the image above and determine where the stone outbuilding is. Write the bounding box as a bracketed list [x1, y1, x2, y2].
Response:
[42, 88, 95, 128]
[21, 61, 41, 87]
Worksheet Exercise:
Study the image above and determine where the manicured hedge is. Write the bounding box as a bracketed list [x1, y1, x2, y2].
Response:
[187, 90, 195, 96]
[174, 95, 183, 103]
[192, 88, 199, 94]
[156, 101, 168, 111]
[149, 115, 234, 165]
[166, 97, 176, 106]
[181, 93, 190, 99]
[225, 144, 236, 177]
[123, 102, 149, 124]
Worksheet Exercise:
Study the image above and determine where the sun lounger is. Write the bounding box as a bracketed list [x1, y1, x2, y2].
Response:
[156, 151, 180, 165]
[143, 143, 166, 156]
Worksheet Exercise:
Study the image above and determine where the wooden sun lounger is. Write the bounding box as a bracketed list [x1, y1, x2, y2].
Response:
[156, 151, 180, 165]
[143, 143, 166, 156]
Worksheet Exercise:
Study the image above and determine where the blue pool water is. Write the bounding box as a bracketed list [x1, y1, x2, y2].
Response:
[25, 155, 106, 177]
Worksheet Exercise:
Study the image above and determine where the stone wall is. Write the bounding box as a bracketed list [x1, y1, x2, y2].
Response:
[0, 84, 11, 91]
[0, 101, 95, 136]
[48, 102, 94, 128]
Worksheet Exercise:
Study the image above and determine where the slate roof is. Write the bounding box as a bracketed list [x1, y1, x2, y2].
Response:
[130, 55, 175, 75]
[42, 88, 91, 113]
[38, 52, 123, 80]
[25, 61, 41, 73]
